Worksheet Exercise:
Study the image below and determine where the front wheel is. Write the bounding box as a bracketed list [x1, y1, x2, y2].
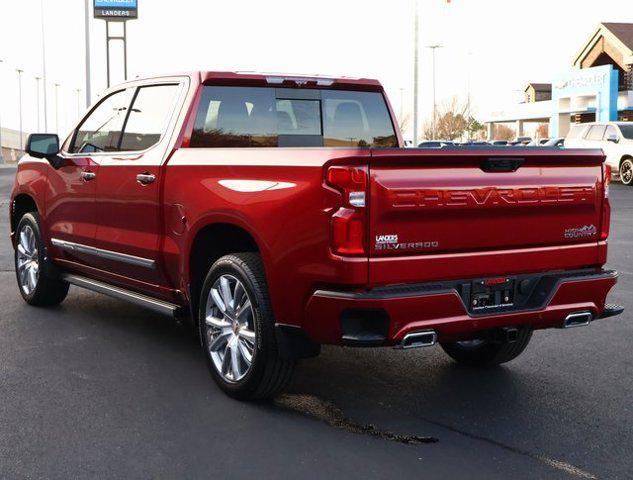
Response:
[440, 327, 533, 366]
[199, 253, 294, 400]
[620, 158, 633, 186]
[14, 212, 69, 306]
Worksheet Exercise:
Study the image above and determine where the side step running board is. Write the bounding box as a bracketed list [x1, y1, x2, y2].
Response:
[62, 274, 183, 317]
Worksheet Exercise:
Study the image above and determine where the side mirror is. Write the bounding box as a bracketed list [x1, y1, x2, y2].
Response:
[607, 134, 619, 144]
[25, 133, 64, 168]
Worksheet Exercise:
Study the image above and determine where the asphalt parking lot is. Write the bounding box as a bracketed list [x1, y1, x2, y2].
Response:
[0, 165, 631, 480]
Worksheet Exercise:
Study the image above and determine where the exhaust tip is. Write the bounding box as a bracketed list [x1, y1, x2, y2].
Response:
[563, 311, 593, 328]
[398, 330, 437, 349]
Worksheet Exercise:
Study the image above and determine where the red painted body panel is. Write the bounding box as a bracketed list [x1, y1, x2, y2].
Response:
[44, 156, 99, 265]
[91, 162, 167, 285]
[304, 274, 617, 345]
[9, 71, 618, 348]
[162, 148, 371, 326]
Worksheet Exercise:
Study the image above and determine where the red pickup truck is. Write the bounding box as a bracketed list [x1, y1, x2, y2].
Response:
[10, 72, 622, 399]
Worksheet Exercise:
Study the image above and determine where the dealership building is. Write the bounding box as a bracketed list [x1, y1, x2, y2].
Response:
[484, 23, 633, 139]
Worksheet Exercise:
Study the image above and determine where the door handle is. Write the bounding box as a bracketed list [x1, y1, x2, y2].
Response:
[81, 171, 96, 181]
[136, 173, 156, 185]
[481, 157, 525, 173]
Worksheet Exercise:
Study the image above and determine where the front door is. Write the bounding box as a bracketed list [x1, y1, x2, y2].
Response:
[90, 83, 183, 288]
[47, 88, 134, 268]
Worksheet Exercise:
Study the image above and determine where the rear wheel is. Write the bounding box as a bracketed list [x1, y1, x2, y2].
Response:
[199, 253, 294, 400]
[440, 328, 533, 366]
[14, 213, 69, 306]
[620, 158, 633, 186]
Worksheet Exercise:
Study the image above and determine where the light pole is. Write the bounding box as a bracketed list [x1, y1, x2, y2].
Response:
[54, 83, 60, 133]
[412, 0, 419, 146]
[84, 0, 92, 108]
[40, 0, 48, 131]
[0, 59, 4, 163]
[35, 76, 42, 131]
[466, 51, 472, 140]
[76, 88, 82, 119]
[16, 69, 24, 152]
[426, 45, 443, 140]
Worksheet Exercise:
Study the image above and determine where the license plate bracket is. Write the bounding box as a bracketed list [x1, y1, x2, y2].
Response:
[470, 277, 515, 312]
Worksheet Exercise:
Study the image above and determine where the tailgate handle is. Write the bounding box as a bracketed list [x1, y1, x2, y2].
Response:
[481, 157, 524, 173]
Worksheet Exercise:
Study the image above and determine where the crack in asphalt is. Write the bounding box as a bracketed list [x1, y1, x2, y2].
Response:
[412, 415, 597, 479]
[273, 393, 438, 445]
[275, 393, 596, 479]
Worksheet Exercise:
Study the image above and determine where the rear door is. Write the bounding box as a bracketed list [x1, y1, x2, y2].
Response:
[90, 81, 185, 287]
[368, 148, 606, 285]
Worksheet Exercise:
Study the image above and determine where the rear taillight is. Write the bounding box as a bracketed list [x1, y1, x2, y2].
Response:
[326, 165, 368, 256]
[601, 164, 611, 241]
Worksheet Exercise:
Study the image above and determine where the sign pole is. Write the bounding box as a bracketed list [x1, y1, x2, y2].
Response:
[94, 0, 137, 88]
[106, 21, 111, 87]
[123, 21, 128, 80]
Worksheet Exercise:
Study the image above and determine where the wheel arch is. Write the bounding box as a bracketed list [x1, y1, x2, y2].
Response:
[185, 219, 268, 325]
[620, 154, 633, 167]
[10, 193, 40, 245]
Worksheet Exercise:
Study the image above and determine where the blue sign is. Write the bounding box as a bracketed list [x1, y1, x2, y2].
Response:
[94, 0, 137, 18]
[95, 0, 137, 7]
[550, 65, 618, 137]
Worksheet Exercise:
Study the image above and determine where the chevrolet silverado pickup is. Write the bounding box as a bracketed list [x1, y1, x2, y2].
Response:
[10, 72, 623, 399]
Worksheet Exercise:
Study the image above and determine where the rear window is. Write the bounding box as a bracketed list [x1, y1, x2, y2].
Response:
[190, 86, 397, 148]
[566, 124, 588, 139]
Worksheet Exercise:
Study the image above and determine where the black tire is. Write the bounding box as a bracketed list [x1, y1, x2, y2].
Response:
[620, 158, 633, 186]
[14, 212, 69, 306]
[199, 253, 294, 400]
[440, 328, 533, 367]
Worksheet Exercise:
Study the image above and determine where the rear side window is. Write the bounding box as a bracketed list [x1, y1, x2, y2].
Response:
[586, 125, 606, 141]
[120, 84, 180, 151]
[603, 125, 618, 140]
[71, 89, 133, 153]
[190, 86, 397, 148]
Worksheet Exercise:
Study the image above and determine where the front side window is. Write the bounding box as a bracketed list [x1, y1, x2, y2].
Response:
[120, 84, 180, 151]
[190, 86, 397, 148]
[70, 89, 133, 153]
[618, 124, 633, 140]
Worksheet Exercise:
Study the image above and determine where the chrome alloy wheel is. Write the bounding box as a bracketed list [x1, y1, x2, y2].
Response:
[205, 274, 256, 383]
[16, 225, 39, 295]
[621, 159, 633, 185]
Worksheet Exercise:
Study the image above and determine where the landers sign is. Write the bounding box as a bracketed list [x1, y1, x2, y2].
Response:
[94, 0, 138, 19]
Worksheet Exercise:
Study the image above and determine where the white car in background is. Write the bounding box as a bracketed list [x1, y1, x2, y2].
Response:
[564, 122, 633, 186]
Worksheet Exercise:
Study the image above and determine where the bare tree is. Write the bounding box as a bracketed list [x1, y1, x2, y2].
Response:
[398, 113, 411, 137]
[493, 124, 515, 141]
[535, 123, 549, 139]
[421, 96, 471, 141]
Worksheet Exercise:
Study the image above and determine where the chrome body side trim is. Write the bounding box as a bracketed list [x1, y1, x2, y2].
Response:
[51, 238, 155, 269]
[62, 274, 179, 316]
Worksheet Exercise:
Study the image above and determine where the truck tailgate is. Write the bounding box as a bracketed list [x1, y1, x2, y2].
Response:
[368, 148, 607, 285]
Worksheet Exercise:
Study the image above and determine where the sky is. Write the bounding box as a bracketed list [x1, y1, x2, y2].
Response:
[1, 0, 632, 140]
